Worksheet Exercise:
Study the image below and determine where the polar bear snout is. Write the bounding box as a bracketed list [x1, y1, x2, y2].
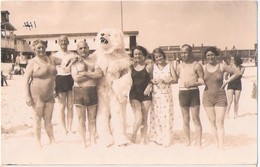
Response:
[100, 36, 108, 44]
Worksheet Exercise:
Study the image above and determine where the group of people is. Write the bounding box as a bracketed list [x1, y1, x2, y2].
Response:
[24, 35, 244, 150]
[128, 44, 243, 149]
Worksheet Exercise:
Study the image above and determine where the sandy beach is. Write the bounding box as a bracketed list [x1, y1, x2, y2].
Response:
[1, 63, 257, 165]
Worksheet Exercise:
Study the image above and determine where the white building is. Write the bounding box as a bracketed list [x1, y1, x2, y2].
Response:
[17, 31, 139, 55]
[2, 10, 139, 62]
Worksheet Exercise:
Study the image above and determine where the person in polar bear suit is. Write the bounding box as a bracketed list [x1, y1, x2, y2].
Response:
[83, 28, 132, 147]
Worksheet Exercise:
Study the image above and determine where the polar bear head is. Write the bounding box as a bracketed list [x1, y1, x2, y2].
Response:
[95, 28, 125, 54]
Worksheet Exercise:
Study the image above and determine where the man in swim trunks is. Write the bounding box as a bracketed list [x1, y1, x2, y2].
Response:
[19, 52, 28, 75]
[71, 41, 98, 148]
[176, 44, 204, 148]
[52, 35, 77, 135]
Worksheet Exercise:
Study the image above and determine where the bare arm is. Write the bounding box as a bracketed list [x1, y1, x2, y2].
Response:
[195, 63, 205, 86]
[24, 62, 34, 106]
[220, 63, 242, 89]
[240, 66, 245, 75]
[71, 64, 90, 83]
[50, 55, 62, 65]
[83, 68, 104, 79]
[144, 64, 153, 96]
[167, 61, 178, 84]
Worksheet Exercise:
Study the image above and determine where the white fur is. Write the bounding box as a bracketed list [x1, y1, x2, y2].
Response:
[95, 28, 132, 146]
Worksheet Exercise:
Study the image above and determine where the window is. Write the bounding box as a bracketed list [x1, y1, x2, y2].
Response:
[74, 39, 77, 43]
[29, 41, 31, 45]
[55, 40, 57, 44]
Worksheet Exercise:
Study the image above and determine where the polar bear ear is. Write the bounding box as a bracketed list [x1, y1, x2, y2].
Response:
[110, 30, 125, 50]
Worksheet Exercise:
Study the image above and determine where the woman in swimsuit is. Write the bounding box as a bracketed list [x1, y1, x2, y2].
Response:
[203, 47, 242, 150]
[130, 45, 153, 144]
[225, 55, 245, 119]
[24, 39, 62, 147]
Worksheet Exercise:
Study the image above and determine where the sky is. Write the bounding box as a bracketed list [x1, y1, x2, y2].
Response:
[1, 0, 258, 52]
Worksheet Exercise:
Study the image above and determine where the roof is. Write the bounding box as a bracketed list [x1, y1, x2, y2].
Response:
[1, 22, 17, 31]
[16, 31, 139, 39]
[1, 11, 10, 15]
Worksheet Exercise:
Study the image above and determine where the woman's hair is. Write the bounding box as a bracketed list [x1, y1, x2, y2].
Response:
[152, 47, 166, 62]
[131, 45, 148, 58]
[32, 39, 48, 48]
[232, 54, 243, 66]
[204, 46, 219, 58]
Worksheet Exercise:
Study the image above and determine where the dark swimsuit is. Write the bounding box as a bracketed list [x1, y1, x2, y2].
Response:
[129, 65, 152, 102]
[203, 64, 227, 107]
[227, 74, 242, 90]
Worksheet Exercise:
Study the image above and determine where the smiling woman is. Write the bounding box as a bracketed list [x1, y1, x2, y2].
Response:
[24, 39, 59, 148]
[202, 46, 242, 150]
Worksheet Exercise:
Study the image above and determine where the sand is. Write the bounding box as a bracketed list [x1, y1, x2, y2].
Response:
[1, 63, 257, 165]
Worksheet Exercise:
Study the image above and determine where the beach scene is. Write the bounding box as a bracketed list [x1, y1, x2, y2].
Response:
[1, 1, 258, 166]
[1, 62, 257, 165]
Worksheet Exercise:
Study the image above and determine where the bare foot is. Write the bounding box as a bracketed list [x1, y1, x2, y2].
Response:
[131, 134, 137, 144]
[140, 137, 148, 144]
[185, 141, 191, 147]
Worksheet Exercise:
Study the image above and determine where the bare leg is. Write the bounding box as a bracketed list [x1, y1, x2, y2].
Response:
[43, 102, 55, 144]
[191, 106, 202, 148]
[226, 89, 234, 119]
[76, 105, 87, 148]
[140, 100, 151, 144]
[180, 107, 191, 146]
[66, 90, 73, 132]
[204, 107, 218, 147]
[130, 100, 142, 143]
[215, 107, 226, 150]
[234, 90, 241, 118]
[87, 105, 97, 146]
[32, 106, 44, 148]
[57, 92, 68, 134]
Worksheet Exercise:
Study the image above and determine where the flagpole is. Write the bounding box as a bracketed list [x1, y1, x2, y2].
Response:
[120, 0, 124, 32]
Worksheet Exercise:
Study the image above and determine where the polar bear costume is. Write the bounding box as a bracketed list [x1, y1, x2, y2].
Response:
[94, 28, 132, 147]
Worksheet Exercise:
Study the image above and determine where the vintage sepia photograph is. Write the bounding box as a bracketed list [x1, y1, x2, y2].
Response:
[1, 0, 258, 166]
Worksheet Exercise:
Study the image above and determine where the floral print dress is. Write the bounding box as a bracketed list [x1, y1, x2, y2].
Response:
[149, 63, 174, 146]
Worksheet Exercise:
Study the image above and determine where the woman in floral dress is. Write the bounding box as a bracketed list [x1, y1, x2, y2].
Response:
[149, 48, 177, 147]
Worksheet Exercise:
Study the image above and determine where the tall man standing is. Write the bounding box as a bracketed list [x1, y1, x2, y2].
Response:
[52, 35, 76, 135]
[176, 44, 204, 148]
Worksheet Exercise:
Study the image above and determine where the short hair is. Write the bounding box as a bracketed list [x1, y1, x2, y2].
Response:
[232, 54, 243, 66]
[131, 45, 148, 58]
[204, 46, 219, 58]
[181, 44, 192, 52]
[152, 47, 166, 62]
[58, 35, 69, 42]
[32, 39, 47, 48]
[77, 41, 89, 48]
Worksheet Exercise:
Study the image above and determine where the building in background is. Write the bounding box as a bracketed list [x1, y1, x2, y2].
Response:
[17, 31, 138, 56]
[1, 11, 32, 62]
[1, 10, 257, 65]
[160, 44, 257, 65]
[1, 10, 139, 62]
